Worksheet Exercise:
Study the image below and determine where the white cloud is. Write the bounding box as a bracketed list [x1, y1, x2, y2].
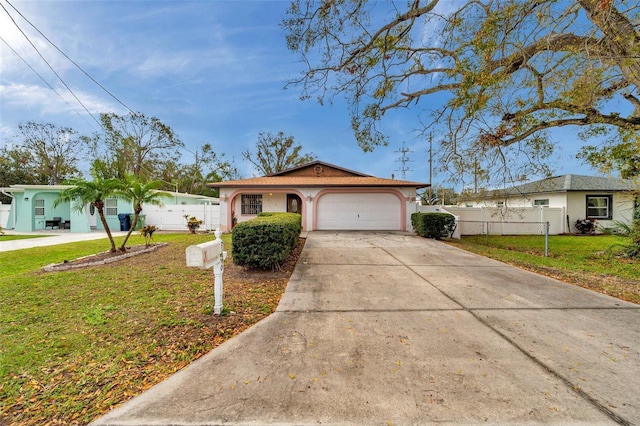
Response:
[0, 82, 123, 123]
[0, 1, 464, 183]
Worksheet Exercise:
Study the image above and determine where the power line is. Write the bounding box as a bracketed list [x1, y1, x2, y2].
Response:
[0, 35, 99, 131]
[4, 0, 135, 115]
[1, 1, 200, 162]
[0, 1, 102, 128]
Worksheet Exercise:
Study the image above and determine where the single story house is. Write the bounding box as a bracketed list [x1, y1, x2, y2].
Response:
[0, 184, 218, 233]
[210, 161, 429, 232]
[459, 174, 638, 232]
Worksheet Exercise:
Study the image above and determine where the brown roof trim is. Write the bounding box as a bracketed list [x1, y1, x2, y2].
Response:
[266, 160, 372, 177]
[210, 176, 429, 189]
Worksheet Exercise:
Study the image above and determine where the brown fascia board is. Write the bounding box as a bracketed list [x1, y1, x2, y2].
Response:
[211, 183, 429, 188]
[208, 178, 429, 189]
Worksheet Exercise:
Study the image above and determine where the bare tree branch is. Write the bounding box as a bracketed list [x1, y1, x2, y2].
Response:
[284, 0, 640, 181]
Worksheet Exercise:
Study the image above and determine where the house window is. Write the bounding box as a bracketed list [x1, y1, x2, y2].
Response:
[105, 198, 118, 216]
[586, 195, 612, 219]
[534, 199, 549, 206]
[241, 194, 262, 215]
[34, 198, 45, 216]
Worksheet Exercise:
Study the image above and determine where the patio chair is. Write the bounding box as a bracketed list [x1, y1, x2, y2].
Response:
[45, 217, 61, 229]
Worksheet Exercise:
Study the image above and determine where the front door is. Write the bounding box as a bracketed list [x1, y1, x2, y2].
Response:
[287, 194, 302, 214]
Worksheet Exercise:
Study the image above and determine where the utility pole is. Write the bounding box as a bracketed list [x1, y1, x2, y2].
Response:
[428, 133, 433, 203]
[474, 159, 478, 193]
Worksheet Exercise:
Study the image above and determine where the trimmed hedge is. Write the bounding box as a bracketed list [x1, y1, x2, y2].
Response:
[411, 212, 456, 240]
[232, 212, 302, 269]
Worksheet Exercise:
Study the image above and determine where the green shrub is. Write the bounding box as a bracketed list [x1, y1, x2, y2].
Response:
[411, 212, 456, 240]
[184, 215, 203, 234]
[232, 212, 302, 269]
[617, 218, 640, 258]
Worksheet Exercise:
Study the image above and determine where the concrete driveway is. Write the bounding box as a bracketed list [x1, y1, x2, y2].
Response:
[0, 231, 128, 252]
[92, 231, 640, 425]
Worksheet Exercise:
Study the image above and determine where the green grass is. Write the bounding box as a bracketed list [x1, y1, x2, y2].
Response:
[0, 236, 129, 279]
[0, 231, 288, 425]
[447, 234, 640, 303]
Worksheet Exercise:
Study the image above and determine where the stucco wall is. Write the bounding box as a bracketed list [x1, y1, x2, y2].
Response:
[14, 189, 72, 231]
[222, 189, 311, 232]
[567, 191, 635, 231]
[613, 193, 636, 223]
[219, 187, 418, 232]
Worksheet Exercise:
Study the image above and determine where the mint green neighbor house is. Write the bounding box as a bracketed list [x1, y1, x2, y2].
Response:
[1, 184, 218, 233]
[2, 185, 94, 232]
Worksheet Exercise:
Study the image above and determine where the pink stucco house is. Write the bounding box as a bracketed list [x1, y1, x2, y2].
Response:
[210, 161, 429, 232]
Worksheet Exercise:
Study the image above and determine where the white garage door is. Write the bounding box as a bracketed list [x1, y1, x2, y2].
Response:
[316, 193, 402, 230]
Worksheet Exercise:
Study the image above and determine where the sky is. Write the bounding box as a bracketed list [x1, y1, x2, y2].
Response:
[0, 0, 600, 188]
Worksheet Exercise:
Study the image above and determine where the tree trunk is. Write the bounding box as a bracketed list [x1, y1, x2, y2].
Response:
[579, 0, 640, 91]
[97, 208, 117, 253]
[119, 213, 138, 251]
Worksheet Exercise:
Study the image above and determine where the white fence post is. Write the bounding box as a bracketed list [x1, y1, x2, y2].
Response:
[544, 221, 549, 257]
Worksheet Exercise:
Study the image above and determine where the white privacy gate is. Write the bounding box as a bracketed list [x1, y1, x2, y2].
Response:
[143, 203, 220, 231]
[0, 204, 10, 228]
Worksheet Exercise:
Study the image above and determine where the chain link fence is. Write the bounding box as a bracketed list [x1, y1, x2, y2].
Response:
[457, 220, 551, 256]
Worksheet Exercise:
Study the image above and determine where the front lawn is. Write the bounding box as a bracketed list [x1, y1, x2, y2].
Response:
[0, 232, 299, 425]
[446, 234, 640, 304]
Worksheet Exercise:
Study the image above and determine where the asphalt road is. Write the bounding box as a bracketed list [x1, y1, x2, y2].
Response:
[92, 231, 640, 425]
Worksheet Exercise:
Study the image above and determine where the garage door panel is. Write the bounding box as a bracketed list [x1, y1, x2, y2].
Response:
[316, 193, 401, 230]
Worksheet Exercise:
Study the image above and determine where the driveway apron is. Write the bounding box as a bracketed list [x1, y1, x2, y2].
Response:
[0, 231, 129, 252]
[92, 231, 640, 425]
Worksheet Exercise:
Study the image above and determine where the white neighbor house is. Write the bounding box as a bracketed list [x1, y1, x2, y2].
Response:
[459, 174, 638, 233]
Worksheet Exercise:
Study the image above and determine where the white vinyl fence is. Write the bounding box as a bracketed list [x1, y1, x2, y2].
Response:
[0, 203, 219, 232]
[142, 204, 220, 232]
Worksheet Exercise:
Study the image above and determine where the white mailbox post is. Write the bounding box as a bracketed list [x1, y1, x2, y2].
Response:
[186, 229, 227, 315]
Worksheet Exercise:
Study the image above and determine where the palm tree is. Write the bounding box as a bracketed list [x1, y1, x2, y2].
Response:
[116, 178, 170, 251]
[54, 177, 125, 253]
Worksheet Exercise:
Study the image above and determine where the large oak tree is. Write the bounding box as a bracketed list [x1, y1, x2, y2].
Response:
[2, 122, 83, 185]
[242, 131, 316, 175]
[86, 112, 184, 181]
[283, 0, 640, 183]
[156, 144, 240, 196]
